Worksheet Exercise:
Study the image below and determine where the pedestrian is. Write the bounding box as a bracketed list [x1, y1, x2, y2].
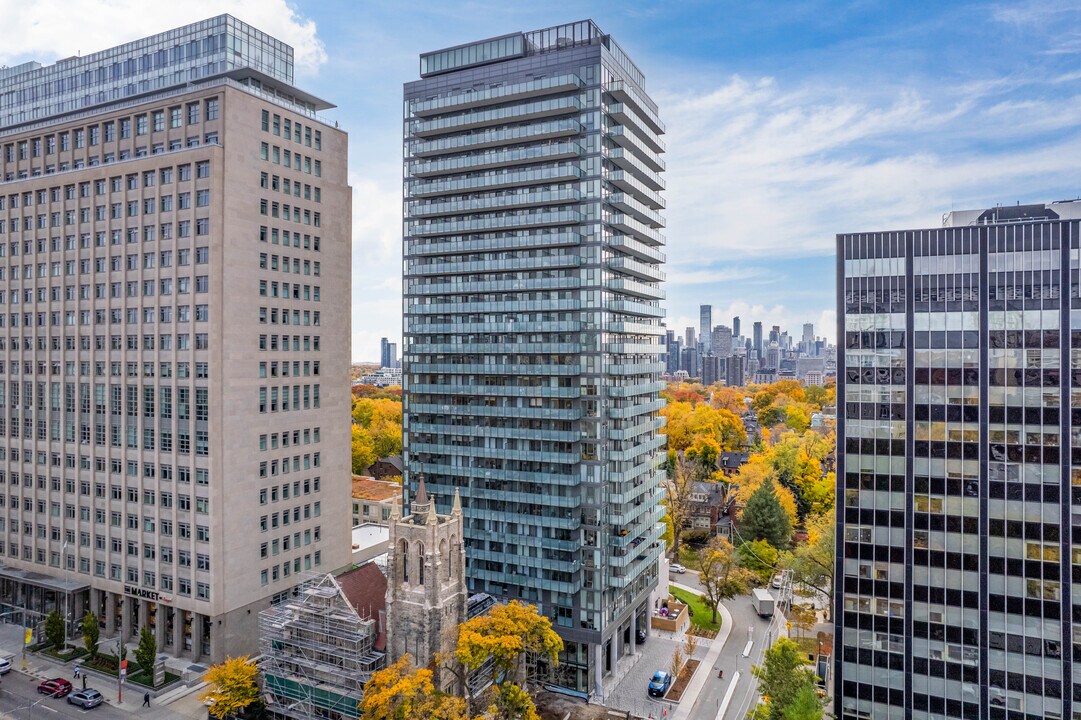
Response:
[73, 664, 80, 679]
[143, 691, 151, 708]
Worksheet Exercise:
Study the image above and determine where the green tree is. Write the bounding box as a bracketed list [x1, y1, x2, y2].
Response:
[781, 684, 825, 720]
[737, 539, 779, 581]
[134, 625, 158, 683]
[782, 509, 835, 608]
[81, 611, 100, 660]
[660, 512, 675, 549]
[201, 657, 260, 720]
[44, 609, 65, 649]
[663, 454, 698, 555]
[741, 479, 792, 549]
[751, 638, 818, 720]
[698, 537, 756, 623]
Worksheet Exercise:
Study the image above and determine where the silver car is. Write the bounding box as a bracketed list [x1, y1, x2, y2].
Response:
[67, 689, 103, 709]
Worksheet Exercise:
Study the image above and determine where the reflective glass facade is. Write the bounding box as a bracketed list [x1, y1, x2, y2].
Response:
[403, 20, 666, 695]
[836, 207, 1081, 720]
[0, 16, 295, 130]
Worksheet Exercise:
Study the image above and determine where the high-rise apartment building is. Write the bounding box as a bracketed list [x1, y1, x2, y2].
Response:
[753, 321, 763, 360]
[711, 324, 732, 358]
[835, 201, 1081, 720]
[732, 315, 741, 341]
[0, 16, 351, 662]
[802, 322, 814, 352]
[380, 338, 399, 369]
[402, 21, 666, 695]
[685, 325, 696, 351]
[700, 304, 712, 355]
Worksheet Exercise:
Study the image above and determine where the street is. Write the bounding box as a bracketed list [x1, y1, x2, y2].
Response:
[672, 568, 779, 720]
[0, 670, 129, 720]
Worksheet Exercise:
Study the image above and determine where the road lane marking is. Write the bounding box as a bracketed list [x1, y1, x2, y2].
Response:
[741, 640, 753, 657]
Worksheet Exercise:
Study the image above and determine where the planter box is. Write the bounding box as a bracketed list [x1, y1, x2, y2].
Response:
[651, 599, 688, 632]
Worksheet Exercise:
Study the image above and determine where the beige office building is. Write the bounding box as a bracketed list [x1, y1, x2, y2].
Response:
[0, 16, 351, 662]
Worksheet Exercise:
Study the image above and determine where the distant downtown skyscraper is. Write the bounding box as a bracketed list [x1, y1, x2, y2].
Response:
[753, 320, 763, 360]
[732, 315, 740, 340]
[835, 201, 1081, 720]
[402, 20, 666, 694]
[700, 303, 712, 355]
[0, 16, 351, 662]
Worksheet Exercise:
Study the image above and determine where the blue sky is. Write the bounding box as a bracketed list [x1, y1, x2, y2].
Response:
[4, 0, 1081, 359]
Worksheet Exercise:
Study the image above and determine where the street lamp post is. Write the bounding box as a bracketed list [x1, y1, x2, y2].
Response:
[62, 541, 70, 643]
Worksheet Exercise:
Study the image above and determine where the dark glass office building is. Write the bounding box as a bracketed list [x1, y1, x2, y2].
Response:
[402, 21, 666, 695]
[835, 202, 1081, 720]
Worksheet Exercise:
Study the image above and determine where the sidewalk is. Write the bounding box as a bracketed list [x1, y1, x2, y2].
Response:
[669, 583, 734, 720]
[0, 623, 208, 720]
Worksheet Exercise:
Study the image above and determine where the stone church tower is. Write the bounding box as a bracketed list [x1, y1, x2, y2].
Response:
[385, 473, 467, 692]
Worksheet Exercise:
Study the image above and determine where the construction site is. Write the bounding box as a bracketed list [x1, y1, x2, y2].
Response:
[259, 567, 387, 720]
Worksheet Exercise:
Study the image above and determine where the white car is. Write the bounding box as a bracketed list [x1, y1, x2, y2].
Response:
[0, 656, 10, 674]
[670, 563, 687, 574]
[772, 573, 784, 589]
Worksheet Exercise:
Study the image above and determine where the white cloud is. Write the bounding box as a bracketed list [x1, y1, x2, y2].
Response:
[658, 72, 1081, 263]
[350, 170, 404, 360]
[0, 0, 327, 74]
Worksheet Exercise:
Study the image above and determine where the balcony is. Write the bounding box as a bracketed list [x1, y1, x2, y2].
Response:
[406, 231, 581, 256]
[608, 126, 666, 172]
[607, 278, 664, 301]
[408, 188, 582, 218]
[608, 362, 666, 376]
[409, 74, 584, 116]
[606, 102, 665, 152]
[409, 255, 581, 276]
[410, 142, 583, 178]
[409, 208, 582, 236]
[407, 275, 581, 295]
[607, 234, 665, 263]
[411, 96, 582, 137]
[608, 256, 665, 282]
[609, 399, 666, 418]
[406, 297, 581, 315]
[602, 146, 665, 191]
[605, 342, 663, 355]
[605, 81, 665, 133]
[411, 118, 582, 157]
[608, 381, 666, 397]
[606, 192, 665, 228]
[407, 362, 581, 376]
[606, 298, 665, 317]
[606, 213, 665, 246]
[607, 170, 665, 210]
[605, 320, 666, 335]
[410, 164, 585, 197]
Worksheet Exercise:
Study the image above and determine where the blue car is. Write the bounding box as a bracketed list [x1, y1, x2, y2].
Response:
[648, 670, 672, 697]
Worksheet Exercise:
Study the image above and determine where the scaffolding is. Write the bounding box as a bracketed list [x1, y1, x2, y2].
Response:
[259, 573, 385, 720]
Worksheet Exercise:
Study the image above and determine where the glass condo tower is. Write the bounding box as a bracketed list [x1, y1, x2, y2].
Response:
[402, 20, 667, 695]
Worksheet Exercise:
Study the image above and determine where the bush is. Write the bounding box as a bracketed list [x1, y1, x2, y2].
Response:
[682, 529, 712, 546]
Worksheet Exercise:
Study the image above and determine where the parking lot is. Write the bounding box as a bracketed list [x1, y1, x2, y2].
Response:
[604, 632, 707, 719]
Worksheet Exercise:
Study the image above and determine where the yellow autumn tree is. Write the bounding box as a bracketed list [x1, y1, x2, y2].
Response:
[733, 458, 798, 525]
[359, 654, 469, 720]
[200, 656, 259, 720]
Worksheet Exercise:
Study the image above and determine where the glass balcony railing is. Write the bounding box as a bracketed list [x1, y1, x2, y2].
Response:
[409, 188, 582, 218]
[408, 255, 581, 275]
[605, 299, 665, 317]
[411, 96, 583, 137]
[602, 146, 665, 191]
[606, 192, 665, 228]
[607, 126, 666, 172]
[409, 208, 583, 236]
[606, 234, 666, 263]
[411, 118, 582, 157]
[605, 212, 665, 246]
[605, 81, 665, 133]
[606, 169, 665, 210]
[409, 74, 584, 116]
[410, 142, 583, 178]
[405, 298, 581, 315]
[608, 255, 665, 282]
[606, 102, 665, 152]
[410, 164, 585, 197]
[406, 230, 582, 256]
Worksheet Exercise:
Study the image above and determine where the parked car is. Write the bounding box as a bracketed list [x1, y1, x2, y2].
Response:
[67, 689, 103, 709]
[670, 563, 687, 574]
[38, 678, 73, 697]
[648, 670, 672, 697]
[0, 656, 11, 674]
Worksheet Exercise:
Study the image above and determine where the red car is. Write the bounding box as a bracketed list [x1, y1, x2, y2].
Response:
[38, 678, 73, 697]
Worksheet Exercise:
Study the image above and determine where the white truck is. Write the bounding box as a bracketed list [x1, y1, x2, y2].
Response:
[752, 588, 775, 617]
